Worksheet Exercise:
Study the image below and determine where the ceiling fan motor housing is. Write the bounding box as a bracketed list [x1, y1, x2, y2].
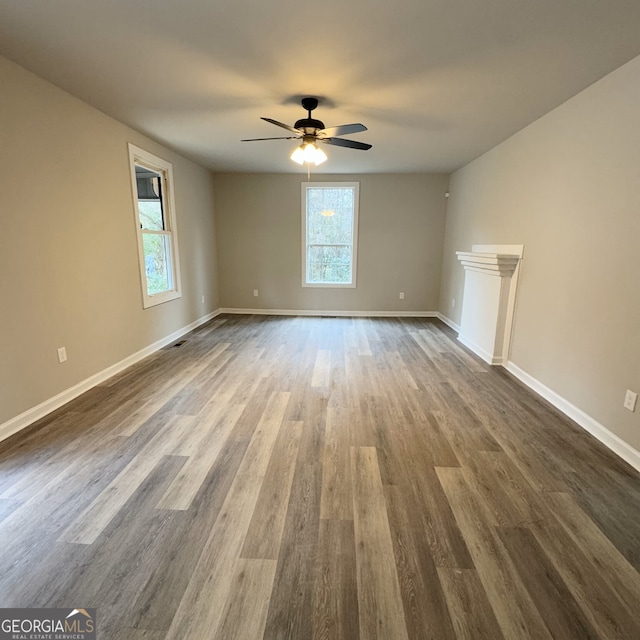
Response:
[296, 97, 324, 133]
[294, 117, 325, 133]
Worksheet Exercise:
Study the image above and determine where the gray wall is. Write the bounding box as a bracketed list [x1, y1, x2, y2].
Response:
[0, 56, 220, 427]
[213, 173, 448, 312]
[439, 55, 640, 452]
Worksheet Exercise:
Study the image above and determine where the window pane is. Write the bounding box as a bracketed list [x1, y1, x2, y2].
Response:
[143, 233, 172, 295]
[307, 188, 354, 245]
[138, 201, 164, 231]
[307, 245, 352, 283]
[135, 165, 165, 230]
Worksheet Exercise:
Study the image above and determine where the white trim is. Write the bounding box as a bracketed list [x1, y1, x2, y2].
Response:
[458, 334, 504, 365]
[436, 313, 461, 333]
[473, 244, 525, 257]
[128, 143, 182, 309]
[456, 252, 521, 276]
[301, 181, 359, 288]
[505, 361, 640, 473]
[0, 309, 222, 445]
[219, 308, 438, 318]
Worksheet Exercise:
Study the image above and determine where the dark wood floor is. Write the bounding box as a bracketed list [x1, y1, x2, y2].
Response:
[1, 315, 639, 639]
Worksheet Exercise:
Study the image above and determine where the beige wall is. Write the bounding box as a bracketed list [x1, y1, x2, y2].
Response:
[0, 56, 219, 427]
[439, 55, 640, 452]
[213, 172, 448, 312]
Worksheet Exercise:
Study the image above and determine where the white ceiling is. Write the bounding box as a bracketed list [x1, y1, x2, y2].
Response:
[2, 0, 640, 174]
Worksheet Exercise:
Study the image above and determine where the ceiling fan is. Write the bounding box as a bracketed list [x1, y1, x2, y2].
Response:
[241, 97, 372, 165]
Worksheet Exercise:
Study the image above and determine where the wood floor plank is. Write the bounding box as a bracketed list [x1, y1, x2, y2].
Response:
[111, 342, 233, 438]
[313, 519, 360, 640]
[34, 456, 187, 626]
[0, 419, 123, 502]
[437, 568, 506, 640]
[424, 326, 487, 373]
[346, 323, 372, 356]
[498, 526, 601, 639]
[213, 558, 277, 640]
[157, 403, 246, 510]
[382, 456, 474, 569]
[351, 446, 409, 640]
[60, 415, 194, 544]
[163, 391, 290, 640]
[320, 407, 353, 520]
[384, 485, 458, 640]
[262, 391, 326, 640]
[436, 466, 554, 640]
[564, 470, 640, 570]
[125, 435, 250, 632]
[460, 451, 541, 527]
[544, 491, 640, 616]
[311, 349, 332, 387]
[529, 507, 640, 639]
[383, 350, 420, 391]
[197, 317, 228, 336]
[241, 420, 304, 559]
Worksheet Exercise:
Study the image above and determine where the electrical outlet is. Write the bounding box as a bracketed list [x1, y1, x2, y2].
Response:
[399, 292, 405, 300]
[451, 298, 456, 308]
[57, 347, 67, 364]
[201, 295, 205, 304]
[624, 390, 637, 412]
[253, 289, 259, 297]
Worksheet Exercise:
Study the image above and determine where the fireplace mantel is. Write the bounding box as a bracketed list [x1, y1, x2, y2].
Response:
[456, 252, 520, 276]
[455, 246, 523, 365]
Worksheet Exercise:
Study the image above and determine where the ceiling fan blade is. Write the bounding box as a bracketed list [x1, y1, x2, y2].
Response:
[241, 136, 300, 142]
[320, 137, 372, 151]
[261, 117, 301, 134]
[317, 123, 367, 137]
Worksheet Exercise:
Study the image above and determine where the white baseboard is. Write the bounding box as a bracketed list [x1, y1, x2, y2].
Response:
[505, 361, 640, 473]
[0, 309, 223, 445]
[436, 313, 461, 333]
[457, 333, 504, 365]
[219, 308, 438, 318]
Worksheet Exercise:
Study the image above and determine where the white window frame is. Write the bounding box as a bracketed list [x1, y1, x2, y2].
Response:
[128, 144, 182, 308]
[301, 181, 359, 288]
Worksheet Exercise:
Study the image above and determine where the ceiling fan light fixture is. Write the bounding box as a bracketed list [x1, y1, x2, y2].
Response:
[290, 146, 306, 165]
[313, 145, 327, 165]
[290, 141, 327, 166]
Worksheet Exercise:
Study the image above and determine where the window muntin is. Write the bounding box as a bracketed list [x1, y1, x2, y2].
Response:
[302, 182, 359, 287]
[128, 144, 181, 307]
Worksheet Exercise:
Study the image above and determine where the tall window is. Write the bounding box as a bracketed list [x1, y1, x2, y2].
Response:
[302, 182, 359, 287]
[128, 144, 181, 308]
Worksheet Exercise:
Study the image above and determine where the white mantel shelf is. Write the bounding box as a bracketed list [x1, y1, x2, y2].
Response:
[456, 252, 520, 276]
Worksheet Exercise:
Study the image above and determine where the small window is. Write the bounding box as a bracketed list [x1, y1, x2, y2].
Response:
[302, 182, 359, 287]
[128, 144, 181, 308]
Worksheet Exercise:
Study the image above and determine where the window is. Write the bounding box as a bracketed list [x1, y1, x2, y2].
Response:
[128, 144, 181, 308]
[302, 182, 359, 287]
